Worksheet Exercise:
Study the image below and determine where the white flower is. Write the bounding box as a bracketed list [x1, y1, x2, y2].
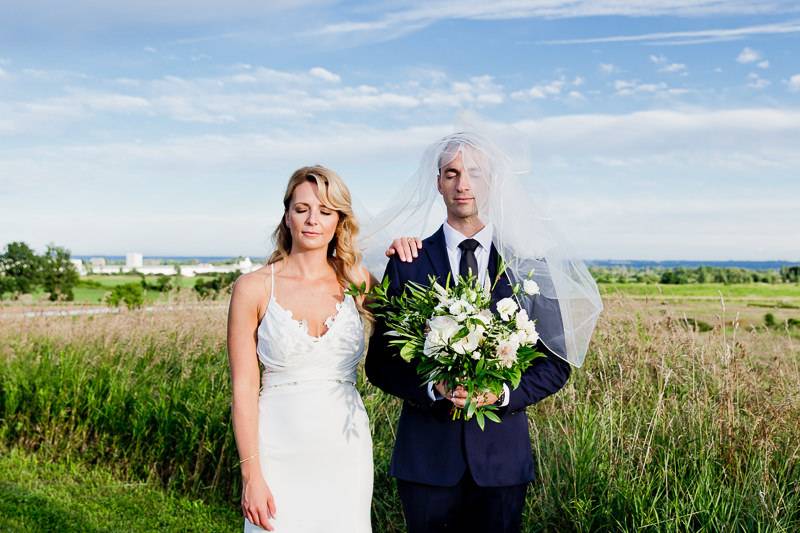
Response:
[496, 338, 520, 368]
[473, 308, 494, 326]
[515, 309, 529, 330]
[428, 315, 460, 342]
[470, 351, 482, 360]
[483, 276, 492, 298]
[423, 332, 443, 357]
[432, 282, 449, 302]
[448, 298, 475, 322]
[452, 324, 484, 355]
[523, 279, 540, 296]
[496, 297, 518, 321]
[514, 309, 539, 345]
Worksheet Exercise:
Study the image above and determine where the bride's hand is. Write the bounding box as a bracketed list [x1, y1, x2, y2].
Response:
[385, 237, 422, 262]
[242, 473, 277, 531]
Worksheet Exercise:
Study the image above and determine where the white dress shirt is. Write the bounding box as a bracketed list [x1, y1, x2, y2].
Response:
[442, 220, 493, 286]
[427, 221, 510, 406]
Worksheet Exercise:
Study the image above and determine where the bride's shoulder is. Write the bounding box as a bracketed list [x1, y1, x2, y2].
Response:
[353, 263, 377, 292]
[231, 264, 272, 302]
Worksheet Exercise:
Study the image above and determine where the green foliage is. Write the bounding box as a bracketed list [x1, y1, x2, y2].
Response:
[141, 274, 175, 293]
[105, 282, 145, 310]
[0, 241, 43, 296]
[193, 271, 239, 300]
[368, 272, 543, 428]
[781, 265, 800, 283]
[764, 312, 777, 328]
[0, 447, 240, 532]
[591, 265, 793, 285]
[40, 244, 80, 301]
[1, 302, 798, 530]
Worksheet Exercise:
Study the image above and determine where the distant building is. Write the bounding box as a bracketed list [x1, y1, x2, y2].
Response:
[78, 255, 256, 277]
[126, 252, 143, 268]
[70, 259, 86, 276]
[180, 256, 256, 277]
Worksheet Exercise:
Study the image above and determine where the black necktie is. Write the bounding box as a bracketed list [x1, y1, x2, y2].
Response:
[458, 238, 480, 280]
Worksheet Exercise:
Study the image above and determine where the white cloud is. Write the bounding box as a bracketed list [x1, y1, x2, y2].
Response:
[4, 107, 799, 258]
[309, 66, 341, 83]
[649, 54, 667, 64]
[542, 19, 800, 46]
[757, 60, 770, 69]
[747, 72, 770, 90]
[511, 76, 586, 101]
[659, 63, 686, 73]
[737, 46, 761, 64]
[599, 63, 618, 74]
[0, 66, 512, 134]
[314, 1, 800, 41]
[613, 79, 687, 97]
[787, 74, 800, 91]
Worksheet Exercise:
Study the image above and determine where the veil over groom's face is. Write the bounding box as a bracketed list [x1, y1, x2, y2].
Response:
[436, 144, 491, 223]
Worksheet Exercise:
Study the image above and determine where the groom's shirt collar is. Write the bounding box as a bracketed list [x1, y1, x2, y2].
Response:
[442, 220, 493, 253]
[442, 221, 493, 284]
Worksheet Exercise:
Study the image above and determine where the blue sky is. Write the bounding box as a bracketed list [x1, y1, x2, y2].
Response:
[1, 1, 799, 260]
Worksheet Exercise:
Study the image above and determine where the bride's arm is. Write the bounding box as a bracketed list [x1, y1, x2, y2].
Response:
[227, 274, 277, 531]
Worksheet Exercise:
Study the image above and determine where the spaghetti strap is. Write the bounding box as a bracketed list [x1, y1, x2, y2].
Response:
[270, 263, 275, 298]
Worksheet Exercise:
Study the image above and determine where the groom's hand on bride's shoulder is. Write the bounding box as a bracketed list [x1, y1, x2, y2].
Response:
[385, 237, 422, 262]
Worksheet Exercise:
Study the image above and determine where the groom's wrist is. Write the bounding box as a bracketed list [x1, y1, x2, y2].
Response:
[427, 381, 443, 402]
[495, 384, 510, 407]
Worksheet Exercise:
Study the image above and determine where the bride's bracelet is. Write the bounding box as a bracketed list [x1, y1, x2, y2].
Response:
[238, 453, 259, 466]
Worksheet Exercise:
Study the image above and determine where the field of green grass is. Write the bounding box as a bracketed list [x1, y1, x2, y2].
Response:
[17, 275, 216, 305]
[1, 292, 798, 531]
[0, 447, 240, 532]
[600, 282, 800, 299]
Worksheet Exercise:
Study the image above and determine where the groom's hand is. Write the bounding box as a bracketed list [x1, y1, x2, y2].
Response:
[435, 382, 468, 408]
[386, 237, 422, 262]
[474, 391, 499, 407]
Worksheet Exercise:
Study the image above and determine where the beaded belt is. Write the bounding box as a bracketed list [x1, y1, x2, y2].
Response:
[264, 377, 356, 389]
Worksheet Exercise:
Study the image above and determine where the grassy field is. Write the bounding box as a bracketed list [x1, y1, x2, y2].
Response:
[600, 282, 800, 299]
[0, 447, 240, 532]
[1, 291, 799, 531]
[14, 275, 216, 305]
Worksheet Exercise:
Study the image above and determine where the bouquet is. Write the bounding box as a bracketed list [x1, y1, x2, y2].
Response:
[361, 263, 544, 430]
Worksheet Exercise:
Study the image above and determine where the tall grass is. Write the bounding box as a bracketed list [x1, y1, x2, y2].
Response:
[1, 297, 798, 531]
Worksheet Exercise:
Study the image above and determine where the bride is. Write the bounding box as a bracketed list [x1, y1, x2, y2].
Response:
[227, 166, 376, 532]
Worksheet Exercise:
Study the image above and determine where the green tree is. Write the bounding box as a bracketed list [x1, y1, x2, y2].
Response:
[106, 282, 144, 310]
[781, 266, 800, 283]
[193, 271, 240, 300]
[41, 244, 79, 301]
[0, 241, 43, 296]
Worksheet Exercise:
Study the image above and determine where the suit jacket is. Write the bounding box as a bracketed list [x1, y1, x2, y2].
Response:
[365, 225, 572, 487]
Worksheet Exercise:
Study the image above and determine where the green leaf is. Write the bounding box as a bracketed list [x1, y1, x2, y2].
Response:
[400, 341, 417, 362]
[476, 411, 485, 430]
[466, 398, 476, 419]
[484, 410, 501, 423]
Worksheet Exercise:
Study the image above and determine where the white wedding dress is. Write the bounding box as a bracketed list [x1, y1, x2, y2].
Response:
[244, 265, 373, 532]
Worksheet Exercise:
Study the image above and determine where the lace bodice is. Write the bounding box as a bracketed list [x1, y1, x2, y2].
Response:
[256, 264, 365, 388]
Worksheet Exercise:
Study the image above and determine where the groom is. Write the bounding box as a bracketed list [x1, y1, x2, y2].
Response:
[367, 134, 572, 533]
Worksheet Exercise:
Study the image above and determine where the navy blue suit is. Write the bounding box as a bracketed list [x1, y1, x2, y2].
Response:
[366, 226, 572, 532]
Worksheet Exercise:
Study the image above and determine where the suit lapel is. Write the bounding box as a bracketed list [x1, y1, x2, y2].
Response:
[424, 226, 513, 307]
[422, 226, 454, 286]
[488, 243, 513, 309]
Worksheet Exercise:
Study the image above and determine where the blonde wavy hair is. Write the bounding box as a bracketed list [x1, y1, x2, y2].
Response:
[268, 165, 372, 326]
